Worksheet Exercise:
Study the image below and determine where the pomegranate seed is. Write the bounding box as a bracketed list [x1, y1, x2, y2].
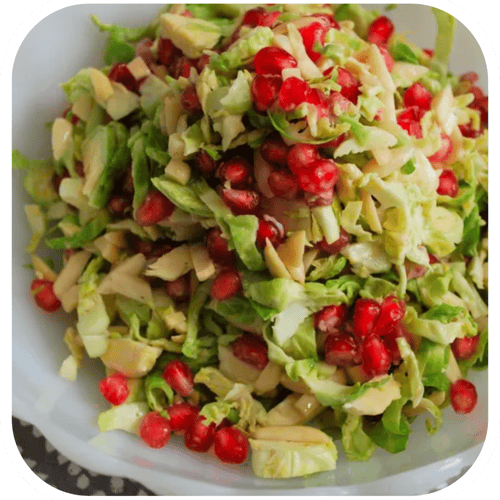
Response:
[171, 56, 194, 79]
[305, 190, 334, 207]
[221, 188, 261, 215]
[459, 122, 481, 138]
[256, 217, 284, 248]
[157, 37, 178, 66]
[278, 77, 310, 112]
[162, 360, 194, 397]
[328, 92, 353, 116]
[231, 334, 269, 370]
[437, 170, 459, 197]
[75, 161, 85, 177]
[242, 7, 280, 27]
[305, 87, 330, 117]
[166, 402, 199, 433]
[180, 84, 202, 113]
[353, 299, 381, 339]
[251, 74, 283, 112]
[98, 372, 130, 405]
[451, 335, 481, 360]
[361, 336, 392, 376]
[397, 106, 425, 138]
[135, 38, 155, 67]
[217, 157, 254, 188]
[299, 21, 327, 62]
[210, 268, 242, 301]
[214, 426, 249, 464]
[140, 411, 172, 448]
[324, 333, 360, 367]
[181, 9, 193, 17]
[318, 227, 350, 255]
[470, 96, 488, 126]
[312, 13, 340, 29]
[260, 136, 289, 167]
[30, 279, 61, 313]
[403, 82, 433, 111]
[195, 150, 218, 175]
[107, 194, 131, 218]
[367, 16, 394, 45]
[320, 133, 346, 150]
[135, 190, 175, 226]
[133, 238, 172, 259]
[405, 260, 427, 280]
[196, 54, 211, 73]
[429, 253, 439, 264]
[253, 46, 298, 75]
[206, 227, 235, 265]
[108, 63, 139, 93]
[166, 274, 191, 302]
[123, 167, 134, 194]
[450, 379, 478, 414]
[297, 159, 339, 194]
[267, 170, 300, 199]
[378, 44, 394, 72]
[315, 304, 348, 335]
[428, 134, 453, 163]
[460, 71, 479, 84]
[423, 48, 434, 58]
[62, 107, 80, 125]
[336, 67, 361, 104]
[184, 416, 216, 452]
[469, 85, 485, 100]
[287, 143, 320, 173]
[64, 249, 78, 262]
[372, 296, 406, 337]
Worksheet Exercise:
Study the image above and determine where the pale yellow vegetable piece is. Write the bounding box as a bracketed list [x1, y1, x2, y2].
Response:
[165, 159, 191, 185]
[127, 57, 151, 80]
[51, 118, 73, 161]
[276, 230, 306, 283]
[264, 239, 292, 280]
[90, 68, 114, 103]
[31, 254, 58, 281]
[218, 345, 261, 384]
[254, 425, 332, 444]
[145, 245, 193, 281]
[54, 250, 92, 299]
[60, 284, 80, 313]
[188, 243, 216, 282]
[71, 94, 93, 121]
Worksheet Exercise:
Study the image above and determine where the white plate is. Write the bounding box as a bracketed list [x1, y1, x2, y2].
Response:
[12, 4, 488, 495]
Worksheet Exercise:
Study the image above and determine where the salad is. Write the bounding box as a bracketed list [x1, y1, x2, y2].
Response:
[14, 4, 488, 479]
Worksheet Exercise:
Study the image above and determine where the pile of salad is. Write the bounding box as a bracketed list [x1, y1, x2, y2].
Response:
[15, 4, 488, 479]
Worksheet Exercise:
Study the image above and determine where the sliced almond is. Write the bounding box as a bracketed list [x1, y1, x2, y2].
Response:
[54, 250, 92, 299]
[51, 118, 73, 161]
[71, 94, 93, 121]
[253, 362, 282, 395]
[277, 230, 306, 283]
[264, 239, 292, 280]
[60, 284, 80, 313]
[165, 159, 192, 185]
[253, 425, 332, 444]
[127, 57, 151, 80]
[90, 68, 114, 103]
[145, 245, 193, 281]
[188, 243, 216, 282]
[31, 254, 58, 281]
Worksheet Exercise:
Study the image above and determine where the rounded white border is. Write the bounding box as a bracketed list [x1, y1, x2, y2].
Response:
[4, 1, 498, 499]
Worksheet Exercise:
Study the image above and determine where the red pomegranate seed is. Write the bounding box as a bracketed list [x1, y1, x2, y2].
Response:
[231, 334, 269, 370]
[206, 227, 235, 265]
[297, 159, 339, 194]
[133, 238, 172, 259]
[299, 21, 327, 62]
[367, 16, 394, 45]
[318, 227, 350, 255]
[108, 63, 139, 93]
[181, 9, 193, 17]
[52, 169, 70, 193]
[451, 335, 481, 360]
[180, 84, 202, 112]
[459, 122, 481, 139]
[405, 260, 427, 280]
[328, 91, 353, 116]
[251, 74, 283, 112]
[135, 190, 175, 226]
[312, 13, 340, 29]
[260, 136, 289, 167]
[184, 416, 216, 452]
[123, 167, 134, 194]
[450, 379, 478, 414]
[256, 217, 285, 248]
[214, 426, 249, 464]
[253, 46, 298, 75]
[166, 274, 191, 302]
[470, 96, 488, 126]
[361, 336, 392, 376]
[324, 333, 360, 367]
[336, 67, 361, 104]
[305, 190, 334, 207]
[460, 71, 479, 84]
[397, 106, 425, 138]
[267, 170, 301, 199]
[98, 372, 129, 405]
[287, 143, 320, 173]
[242, 7, 269, 26]
[372, 296, 406, 337]
[210, 268, 242, 301]
[162, 360, 194, 397]
[107, 194, 131, 218]
[403, 82, 433, 111]
[196, 54, 211, 73]
[140, 411, 172, 448]
[166, 402, 199, 433]
[157, 37, 178, 66]
[75, 161, 85, 177]
[305, 87, 330, 117]
[278, 76, 310, 112]
[196, 150, 218, 175]
[30, 279, 61, 313]
[320, 133, 346, 150]
[171, 56, 194, 79]
[469, 85, 485, 100]
[217, 157, 254, 188]
[314, 304, 348, 335]
[428, 253, 439, 264]
[378, 44, 394, 72]
[423, 48, 434, 58]
[428, 134, 453, 163]
[135, 38, 155, 67]
[353, 299, 381, 339]
[437, 170, 459, 197]
[221, 188, 261, 214]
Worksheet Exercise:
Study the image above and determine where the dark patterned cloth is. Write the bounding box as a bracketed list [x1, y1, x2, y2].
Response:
[12, 417, 156, 496]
